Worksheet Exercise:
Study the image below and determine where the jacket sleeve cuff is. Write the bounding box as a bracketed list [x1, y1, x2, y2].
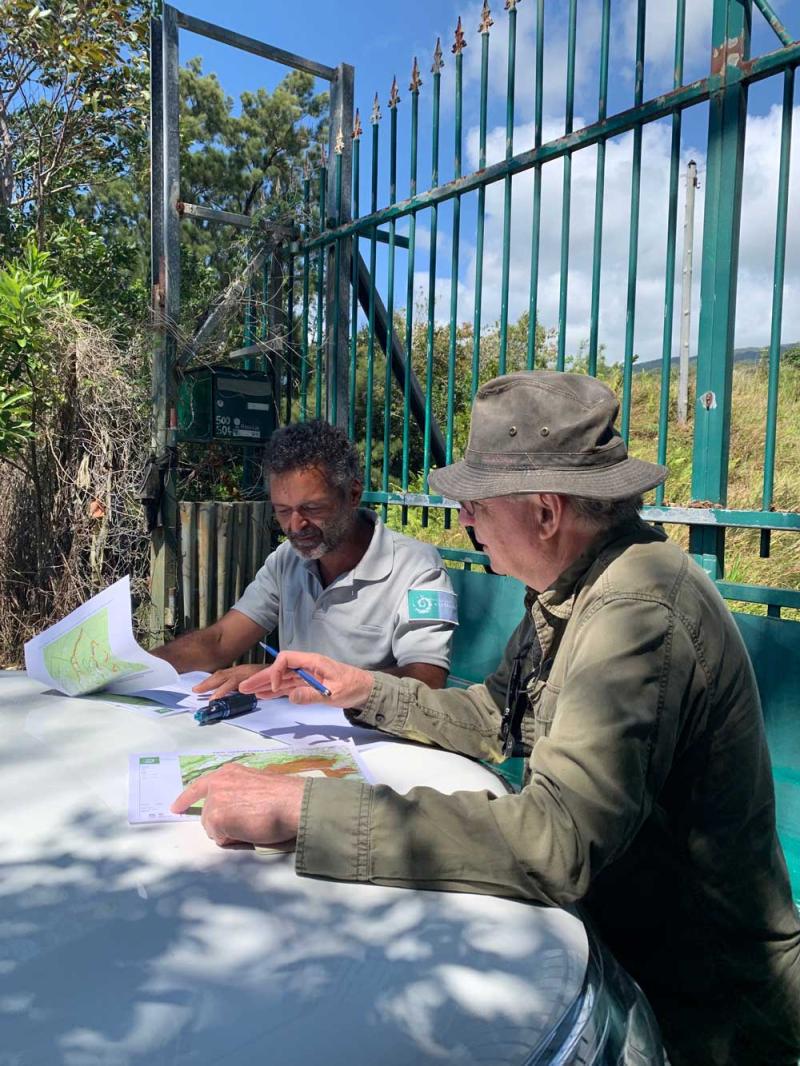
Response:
[295, 777, 373, 882]
[343, 672, 409, 732]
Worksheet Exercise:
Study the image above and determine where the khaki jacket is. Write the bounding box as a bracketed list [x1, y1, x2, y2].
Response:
[296, 521, 800, 1062]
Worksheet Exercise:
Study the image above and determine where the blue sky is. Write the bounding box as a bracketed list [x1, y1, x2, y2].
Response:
[174, 0, 799, 363]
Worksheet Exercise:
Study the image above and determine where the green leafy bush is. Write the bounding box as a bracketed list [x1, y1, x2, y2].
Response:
[0, 241, 84, 458]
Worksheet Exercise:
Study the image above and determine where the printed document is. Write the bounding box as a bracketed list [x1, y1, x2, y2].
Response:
[128, 741, 370, 823]
[24, 576, 181, 698]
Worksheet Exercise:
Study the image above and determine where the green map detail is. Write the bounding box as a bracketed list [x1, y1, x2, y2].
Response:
[42, 606, 148, 696]
[178, 749, 363, 816]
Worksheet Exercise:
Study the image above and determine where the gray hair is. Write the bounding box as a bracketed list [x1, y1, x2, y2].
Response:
[566, 493, 644, 531]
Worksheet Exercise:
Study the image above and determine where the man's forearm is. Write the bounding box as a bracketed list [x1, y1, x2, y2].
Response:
[151, 628, 230, 673]
[381, 663, 448, 689]
[350, 673, 504, 761]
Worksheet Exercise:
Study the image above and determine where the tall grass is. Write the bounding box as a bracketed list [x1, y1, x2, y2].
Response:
[387, 361, 800, 617]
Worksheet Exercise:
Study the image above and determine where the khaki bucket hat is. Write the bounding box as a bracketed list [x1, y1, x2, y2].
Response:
[429, 370, 667, 501]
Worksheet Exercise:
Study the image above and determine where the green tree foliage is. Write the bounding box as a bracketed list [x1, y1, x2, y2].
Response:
[177, 59, 328, 331]
[0, 0, 150, 334]
[0, 241, 84, 459]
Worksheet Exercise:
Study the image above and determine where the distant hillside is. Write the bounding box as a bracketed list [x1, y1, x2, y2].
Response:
[634, 342, 799, 375]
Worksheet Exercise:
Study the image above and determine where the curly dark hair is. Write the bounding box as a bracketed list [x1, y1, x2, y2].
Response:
[266, 420, 361, 490]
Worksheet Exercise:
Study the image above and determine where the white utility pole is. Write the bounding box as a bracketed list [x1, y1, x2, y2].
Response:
[678, 159, 698, 425]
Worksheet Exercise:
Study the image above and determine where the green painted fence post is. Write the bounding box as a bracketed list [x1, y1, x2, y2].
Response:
[690, 0, 752, 578]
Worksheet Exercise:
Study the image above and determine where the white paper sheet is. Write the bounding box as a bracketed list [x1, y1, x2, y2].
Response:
[128, 741, 370, 824]
[82, 671, 213, 718]
[24, 576, 180, 697]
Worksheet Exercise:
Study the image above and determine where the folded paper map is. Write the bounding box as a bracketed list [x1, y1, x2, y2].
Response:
[24, 576, 181, 698]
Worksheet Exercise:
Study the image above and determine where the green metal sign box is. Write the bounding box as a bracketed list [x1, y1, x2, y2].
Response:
[177, 366, 276, 445]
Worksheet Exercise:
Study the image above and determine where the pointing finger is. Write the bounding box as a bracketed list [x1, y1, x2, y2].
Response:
[239, 666, 275, 694]
[171, 774, 211, 814]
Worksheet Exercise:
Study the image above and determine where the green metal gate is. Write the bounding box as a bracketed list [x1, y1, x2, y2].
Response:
[149, 0, 800, 629]
[285, 0, 800, 613]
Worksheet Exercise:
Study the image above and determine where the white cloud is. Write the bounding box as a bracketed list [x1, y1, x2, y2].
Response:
[457, 0, 602, 140]
[404, 100, 800, 366]
[619, 0, 713, 87]
[735, 102, 800, 350]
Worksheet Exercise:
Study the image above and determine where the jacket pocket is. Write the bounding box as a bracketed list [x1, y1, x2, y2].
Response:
[524, 677, 560, 745]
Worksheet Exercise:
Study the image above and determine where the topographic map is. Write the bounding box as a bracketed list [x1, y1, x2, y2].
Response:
[41, 605, 148, 697]
[129, 743, 367, 823]
[25, 576, 179, 698]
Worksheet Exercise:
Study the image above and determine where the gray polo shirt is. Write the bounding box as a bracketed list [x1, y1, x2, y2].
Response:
[232, 511, 457, 670]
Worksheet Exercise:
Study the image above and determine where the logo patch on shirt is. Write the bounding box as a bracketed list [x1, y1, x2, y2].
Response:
[407, 589, 458, 624]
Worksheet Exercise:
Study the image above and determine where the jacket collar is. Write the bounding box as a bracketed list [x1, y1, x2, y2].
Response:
[532, 518, 666, 618]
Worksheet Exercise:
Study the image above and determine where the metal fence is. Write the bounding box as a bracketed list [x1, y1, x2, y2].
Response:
[286, 0, 800, 612]
[150, 0, 800, 635]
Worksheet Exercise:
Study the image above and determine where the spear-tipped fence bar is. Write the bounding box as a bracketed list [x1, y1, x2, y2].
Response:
[472, 4, 492, 395]
[498, 2, 518, 374]
[587, 0, 610, 378]
[402, 61, 421, 517]
[526, 0, 544, 371]
[656, 0, 687, 506]
[556, 0, 577, 371]
[442, 24, 467, 531]
[348, 116, 361, 440]
[620, 0, 646, 444]
[382, 82, 400, 519]
[364, 99, 380, 487]
[422, 41, 443, 525]
[300, 39, 800, 256]
[447, 26, 464, 465]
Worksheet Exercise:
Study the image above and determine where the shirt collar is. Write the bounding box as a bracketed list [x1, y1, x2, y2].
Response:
[350, 510, 394, 583]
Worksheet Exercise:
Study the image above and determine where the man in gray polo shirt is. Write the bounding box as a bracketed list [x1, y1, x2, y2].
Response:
[153, 421, 456, 696]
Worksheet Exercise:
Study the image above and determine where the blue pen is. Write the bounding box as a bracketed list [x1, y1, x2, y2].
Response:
[258, 642, 333, 698]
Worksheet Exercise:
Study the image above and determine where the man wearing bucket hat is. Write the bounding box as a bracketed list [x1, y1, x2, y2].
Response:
[174, 371, 800, 1066]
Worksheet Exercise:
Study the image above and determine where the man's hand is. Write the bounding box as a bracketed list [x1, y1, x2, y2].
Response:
[192, 663, 267, 700]
[171, 763, 305, 848]
[239, 651, 375, 707]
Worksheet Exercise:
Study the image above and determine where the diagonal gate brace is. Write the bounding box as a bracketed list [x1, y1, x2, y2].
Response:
[356, 251, 446, 469]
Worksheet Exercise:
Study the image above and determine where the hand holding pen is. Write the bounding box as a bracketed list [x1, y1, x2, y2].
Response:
[258, 642, 332, 697]
[239, 649, 375, 708]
